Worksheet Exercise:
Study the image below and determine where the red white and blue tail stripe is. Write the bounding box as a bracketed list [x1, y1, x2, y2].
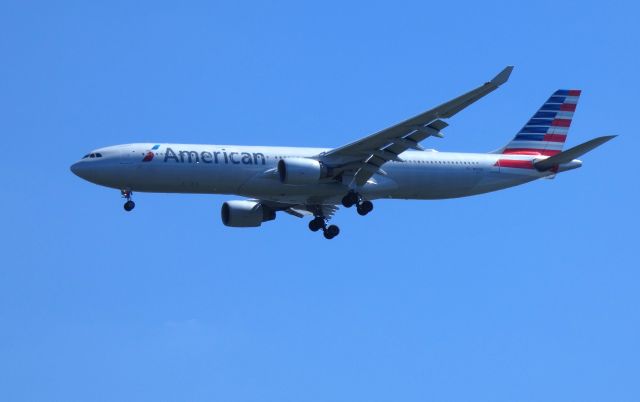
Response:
[502, 89, 580, 156]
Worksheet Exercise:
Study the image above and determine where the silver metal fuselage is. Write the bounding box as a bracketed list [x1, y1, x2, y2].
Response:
[70, 143, 581, 204]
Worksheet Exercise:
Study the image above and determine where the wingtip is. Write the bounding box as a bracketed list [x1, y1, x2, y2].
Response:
[598, 134, 617, 142]
[490, 66, 514, 86]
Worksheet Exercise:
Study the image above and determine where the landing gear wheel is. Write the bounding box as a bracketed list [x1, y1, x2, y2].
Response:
[308, 217, 325, 232]
[341, 191, 359, 208]
[356, 200, 373, 216]
[124, 200, 135, 211]
[121, 189, 135, 211]
[323, 224, 340, 239]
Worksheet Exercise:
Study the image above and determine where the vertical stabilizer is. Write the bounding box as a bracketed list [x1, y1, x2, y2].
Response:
[501, 89, 581, 156]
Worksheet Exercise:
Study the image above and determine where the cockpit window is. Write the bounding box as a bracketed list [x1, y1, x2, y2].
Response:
[82, 152, 103, 159]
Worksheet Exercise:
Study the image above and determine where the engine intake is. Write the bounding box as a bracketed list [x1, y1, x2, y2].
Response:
[221, 200, 276, 227]
[277, 157, 328, 185]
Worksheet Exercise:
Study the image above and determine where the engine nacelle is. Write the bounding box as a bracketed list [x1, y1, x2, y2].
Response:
[277, 157, 327, 185]
[221, 200, 275, 227]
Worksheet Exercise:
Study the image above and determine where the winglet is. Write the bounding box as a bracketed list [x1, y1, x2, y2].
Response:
[490, 66, 514, 87]
[436, 66, 515, 119]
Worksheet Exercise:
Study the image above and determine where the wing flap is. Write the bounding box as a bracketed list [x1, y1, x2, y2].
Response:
[258, 200, 340, 220]
[352, 119, 449, 185]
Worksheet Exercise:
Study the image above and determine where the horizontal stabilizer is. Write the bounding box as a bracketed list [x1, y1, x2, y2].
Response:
[534, 135, 616, 171]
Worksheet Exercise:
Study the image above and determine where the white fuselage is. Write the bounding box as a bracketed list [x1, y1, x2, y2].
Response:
[70, 143, 581, 205]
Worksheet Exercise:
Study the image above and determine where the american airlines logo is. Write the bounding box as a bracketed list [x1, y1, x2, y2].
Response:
[162, 147, 266, 165]
[142, 144, 160, 162]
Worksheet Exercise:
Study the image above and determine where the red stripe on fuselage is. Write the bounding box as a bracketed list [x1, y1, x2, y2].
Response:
[503, 148, 561, 156]
[497, 159, 534, 169]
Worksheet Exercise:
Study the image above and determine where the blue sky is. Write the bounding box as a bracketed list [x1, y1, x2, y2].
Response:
[1, 1, 638, 401]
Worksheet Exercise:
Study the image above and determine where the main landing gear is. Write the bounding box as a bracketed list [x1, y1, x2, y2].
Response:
[341, 191, 373, 216]
[308, 216, 340, 240]
[121, 189, 135, 212]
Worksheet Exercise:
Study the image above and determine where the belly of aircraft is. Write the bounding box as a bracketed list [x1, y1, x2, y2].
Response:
[102, 157, 534, 204]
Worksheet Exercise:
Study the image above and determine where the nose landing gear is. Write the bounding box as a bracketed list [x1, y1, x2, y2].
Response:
[121, 189, 135, 211]
[124, 200, 135, 211]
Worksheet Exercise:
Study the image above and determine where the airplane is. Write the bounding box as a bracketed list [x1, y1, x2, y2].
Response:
[70, 66, 615, 239]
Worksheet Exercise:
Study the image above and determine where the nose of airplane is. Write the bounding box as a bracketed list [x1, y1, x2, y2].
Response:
[70, 161, 86, 178]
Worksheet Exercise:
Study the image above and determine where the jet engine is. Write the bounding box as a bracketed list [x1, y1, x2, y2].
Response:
[221, 200, 276, 227]
[277, 157, 328, 185]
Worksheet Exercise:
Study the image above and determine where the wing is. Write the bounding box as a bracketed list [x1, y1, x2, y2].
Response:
[321, 66, 514, 186]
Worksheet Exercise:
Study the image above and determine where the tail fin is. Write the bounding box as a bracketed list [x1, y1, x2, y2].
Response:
[501, 89, 581, 156]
